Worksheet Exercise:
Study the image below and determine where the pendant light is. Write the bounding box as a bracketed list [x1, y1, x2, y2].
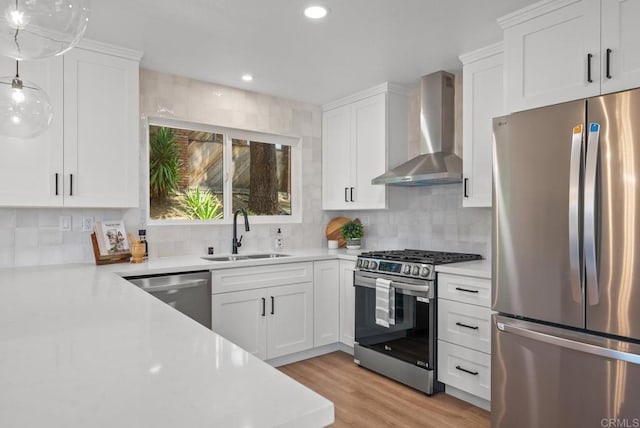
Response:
[0, 0, 91, 60]
[0, 60, 52, 138]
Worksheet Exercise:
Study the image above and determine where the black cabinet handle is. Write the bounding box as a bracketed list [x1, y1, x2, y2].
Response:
[55, 173, 59, 196]
[270, 296, 275, 315]
[456, 365, 479, 376]
[463, 178, 469, 198]
[69, 174, 74, 196]
[456, 321, 479, 330]
[350, 187, 355, 202]
[587, 53, 593, 83]
[455, 287, 479, 294]
[606, 48, 612, 79]
[261, 298, 266, 317]
[344, 187, 349, 203]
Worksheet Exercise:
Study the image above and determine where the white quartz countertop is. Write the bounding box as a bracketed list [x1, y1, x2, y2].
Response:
[435, 259, 492, 279]
[0, 248, 359, 427]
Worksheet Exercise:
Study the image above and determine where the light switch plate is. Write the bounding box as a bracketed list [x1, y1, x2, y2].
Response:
[82, 216, 95, 232]
[59, 215, 72, 231]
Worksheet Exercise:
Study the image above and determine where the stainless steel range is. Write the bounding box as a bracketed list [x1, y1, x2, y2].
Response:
[354, 249, 482, 395]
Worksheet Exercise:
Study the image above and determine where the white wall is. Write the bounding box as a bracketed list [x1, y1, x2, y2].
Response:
[0, 71, 492, 267]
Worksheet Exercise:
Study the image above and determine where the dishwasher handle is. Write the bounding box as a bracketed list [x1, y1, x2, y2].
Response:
[137, 279, 208, 293]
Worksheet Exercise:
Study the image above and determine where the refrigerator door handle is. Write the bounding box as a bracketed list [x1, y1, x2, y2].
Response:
[497, 321, 640, 365]
[568, 124, 584, 303]
[584, 122, 600, 306]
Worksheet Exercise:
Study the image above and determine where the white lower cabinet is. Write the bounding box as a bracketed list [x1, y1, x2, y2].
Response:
[339, 260, 356, 347]
[212, 288, 267, 359]
[437, 272, 492, 407]
[438, 341, 491, 401]
[313, 260, 340, 347]
[212, 262, 314, 361]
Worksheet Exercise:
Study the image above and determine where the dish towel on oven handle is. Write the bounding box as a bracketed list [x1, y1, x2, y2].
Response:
[375, 278, 395, 327]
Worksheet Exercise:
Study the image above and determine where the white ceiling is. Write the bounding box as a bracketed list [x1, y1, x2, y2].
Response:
[86, 0, 536, 105]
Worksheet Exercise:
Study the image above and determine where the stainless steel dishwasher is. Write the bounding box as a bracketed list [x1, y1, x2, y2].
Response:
[125, 271, 212, 328]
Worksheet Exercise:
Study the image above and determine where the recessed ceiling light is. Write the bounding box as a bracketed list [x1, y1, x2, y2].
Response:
[304, 5, 328, 19]
[241, 74, 253, 82]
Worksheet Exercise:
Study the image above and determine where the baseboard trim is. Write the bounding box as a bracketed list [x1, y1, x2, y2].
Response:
[445, 385, 491, 411]
[267, 342, 354, 367]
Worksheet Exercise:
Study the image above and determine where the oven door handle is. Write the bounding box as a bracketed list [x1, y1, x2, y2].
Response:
[354, 274, 430, 294]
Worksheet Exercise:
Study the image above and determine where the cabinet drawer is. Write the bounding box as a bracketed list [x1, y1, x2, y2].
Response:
[212, 262, 313, 294]
[438, 299, 491, 354]
[438, 341, 491, 400]
[438, 273, 491, 307]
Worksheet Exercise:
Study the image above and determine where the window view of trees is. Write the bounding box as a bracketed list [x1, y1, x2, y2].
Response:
[149, 124, 293, 221]
[149, 125, 224, 220]
[232, 139, 291, 216]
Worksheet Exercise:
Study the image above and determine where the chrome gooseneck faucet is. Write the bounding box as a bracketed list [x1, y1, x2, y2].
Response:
[232, 208, 250, 254]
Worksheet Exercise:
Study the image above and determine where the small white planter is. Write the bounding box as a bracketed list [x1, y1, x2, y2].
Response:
[346, 238, 361, 249]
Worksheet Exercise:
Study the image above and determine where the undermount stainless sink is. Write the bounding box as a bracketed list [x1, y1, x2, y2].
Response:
[201, 253, 291, 262]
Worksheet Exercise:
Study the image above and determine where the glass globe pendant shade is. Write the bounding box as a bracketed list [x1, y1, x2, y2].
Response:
[0, 74, 52, 138]
[0, 0, 91, 60]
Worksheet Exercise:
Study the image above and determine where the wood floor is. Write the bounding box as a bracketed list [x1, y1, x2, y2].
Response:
[278, 351, 490, 428]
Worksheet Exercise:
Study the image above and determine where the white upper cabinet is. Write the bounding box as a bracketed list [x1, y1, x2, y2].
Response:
[460, 43, 505, 208]
[600, 0, 640, 94]
[0, 56, 64, 207]
[63, 47, 140, 208]
[501, 0, 601, 112]
[501, 0, 640, 113]
[322, 83, 408, 210]
[0, 41, 142, 208]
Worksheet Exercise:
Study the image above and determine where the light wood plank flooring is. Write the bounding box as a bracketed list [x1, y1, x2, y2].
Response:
[278, 351, 490, 428]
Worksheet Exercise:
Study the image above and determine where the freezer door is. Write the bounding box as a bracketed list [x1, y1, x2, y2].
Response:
[492, 315, 640, 428]
[585, 88, 640, 341]
[492, 100, 586, 328]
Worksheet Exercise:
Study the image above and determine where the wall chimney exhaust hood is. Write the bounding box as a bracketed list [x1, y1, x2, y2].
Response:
[372, 71, 461, 186]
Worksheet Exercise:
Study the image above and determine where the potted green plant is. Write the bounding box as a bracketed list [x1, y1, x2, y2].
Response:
[340, 219, 364, 249]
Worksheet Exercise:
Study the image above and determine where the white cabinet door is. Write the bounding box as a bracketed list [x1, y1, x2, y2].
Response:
[352, 93, 386, 209]
[63, 48, 139, 208]
[212, 289, 267, 360]
[503, 0, 601, 112]
[322, 105, 352, 210]
[0, 57, 64, 207]
[266, 282, 314, 359]
[601, 0, 640, 94]
[461, 45, 504, 208]
[339, 260, 356, 347]
[313, 260, 340, 347]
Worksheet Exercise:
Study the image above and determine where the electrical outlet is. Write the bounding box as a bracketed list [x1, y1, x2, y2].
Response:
[59, 215, 72, 232]
[82, 216, 95, 232]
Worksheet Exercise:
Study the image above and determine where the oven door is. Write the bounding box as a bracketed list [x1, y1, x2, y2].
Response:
[354, 271, 435, 369]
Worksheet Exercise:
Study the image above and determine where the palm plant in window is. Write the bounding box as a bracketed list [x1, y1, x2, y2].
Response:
[149, 126, 181, 200]
[181, 187, 223, 220]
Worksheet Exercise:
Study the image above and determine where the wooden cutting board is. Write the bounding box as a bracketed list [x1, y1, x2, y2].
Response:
[325, 217, 350, 248]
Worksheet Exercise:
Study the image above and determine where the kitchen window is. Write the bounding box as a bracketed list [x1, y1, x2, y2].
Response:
[147, 118, 301, 224]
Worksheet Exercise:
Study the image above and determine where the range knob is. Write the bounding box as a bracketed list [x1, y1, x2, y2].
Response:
[363, 260, 369, 269]
[403, 265, 412, 274]
[369, 261, 378, 270]
[412, 265, 420, 276]
[356, 259, 362, 268]
[420, 266, 430, 277]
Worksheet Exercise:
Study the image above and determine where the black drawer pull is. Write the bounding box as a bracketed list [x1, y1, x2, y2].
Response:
[455, 287, 479, 294]
[463, 178, 469, 198]
[271, 296, 275, 315]
[344, 187, 349, 203]
[456, 365, 479, 376]
[350, 187, 355, 202]
[587, 53, 593, 83]
[69, 173, 74, 196]
[456, 321, 479, 330]
[55, 173, 59, 196]
[261, 297, 266, 317]
[606, 48, 612, 79]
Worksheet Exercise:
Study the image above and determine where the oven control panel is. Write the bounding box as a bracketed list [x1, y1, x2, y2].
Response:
[356, 257, 435, 280]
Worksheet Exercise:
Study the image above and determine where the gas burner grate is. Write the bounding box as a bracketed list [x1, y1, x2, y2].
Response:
[359, 249, 482, 265]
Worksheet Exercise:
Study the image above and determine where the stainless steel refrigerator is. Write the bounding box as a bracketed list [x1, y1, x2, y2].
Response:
[492, 89, 640, 428]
